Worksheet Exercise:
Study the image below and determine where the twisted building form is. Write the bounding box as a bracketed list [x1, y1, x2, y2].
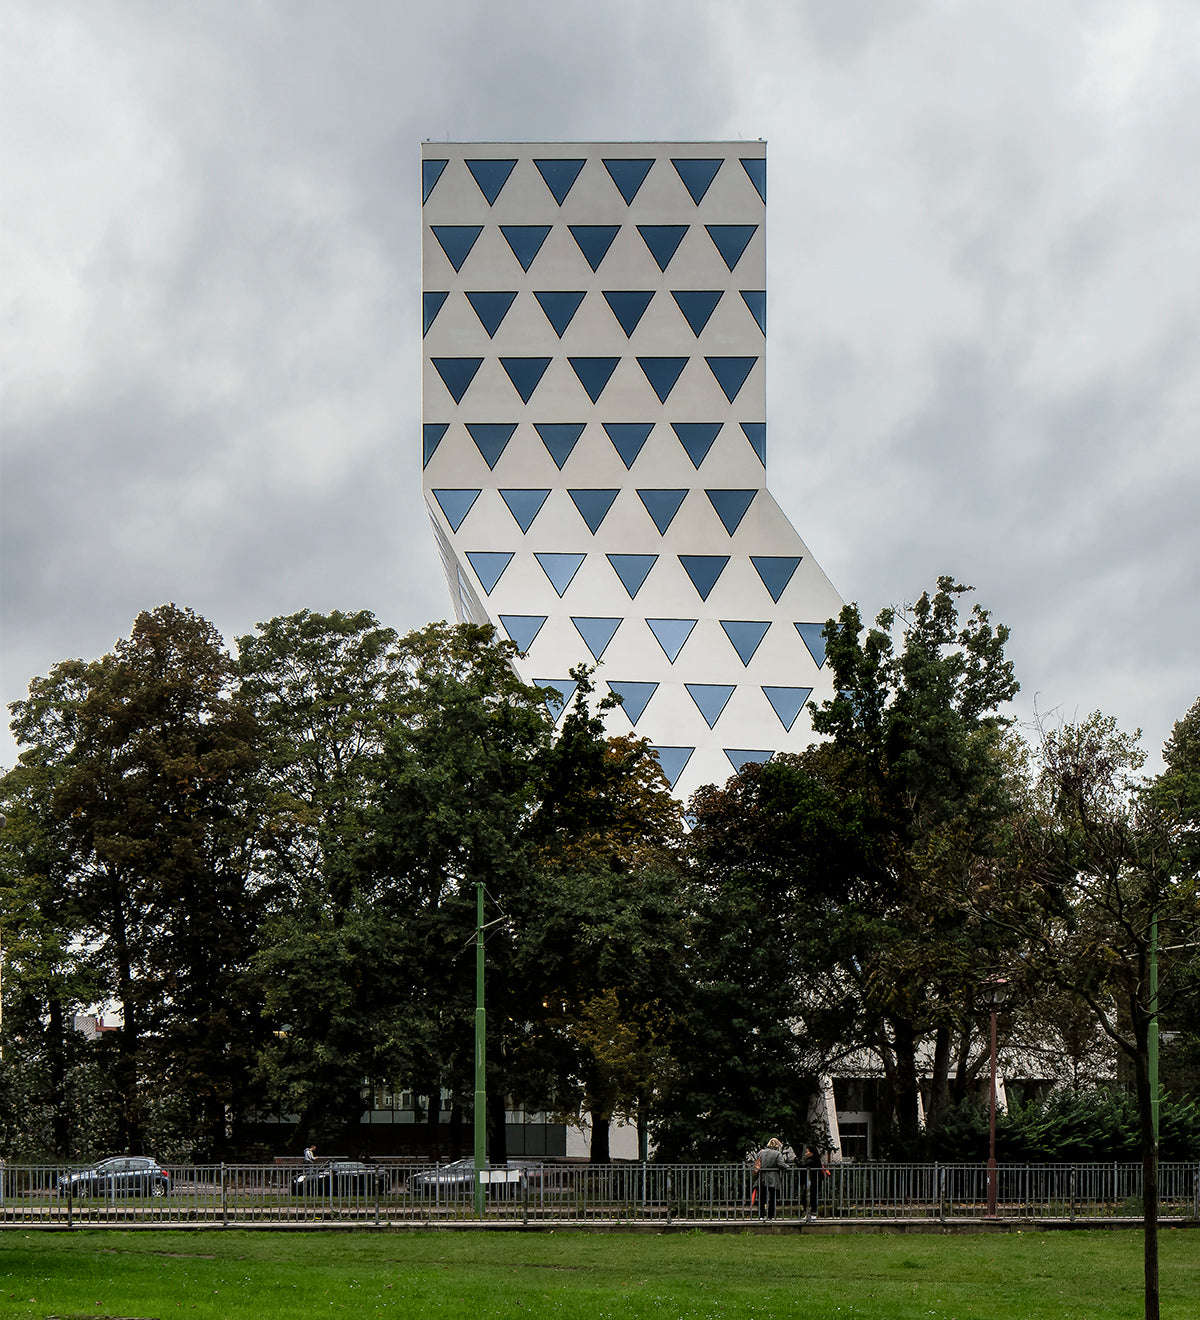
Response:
[421, 143, 842, 801]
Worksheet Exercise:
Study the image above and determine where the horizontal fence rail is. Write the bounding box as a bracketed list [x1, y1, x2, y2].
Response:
[0, 1162, 1195, 1227]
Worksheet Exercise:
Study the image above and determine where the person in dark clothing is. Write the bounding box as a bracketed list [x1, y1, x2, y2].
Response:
[802, 1145, 829, 1220]
[754, 1138, 789, 1220]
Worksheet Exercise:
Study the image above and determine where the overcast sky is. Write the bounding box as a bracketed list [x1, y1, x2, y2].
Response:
[3, 0, 1197, 776]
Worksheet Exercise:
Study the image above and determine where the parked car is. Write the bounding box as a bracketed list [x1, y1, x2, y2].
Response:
[57, 1156, 170, 1198]
[290, 1161, 391, 1196]
[404, 1157, 545, 1197]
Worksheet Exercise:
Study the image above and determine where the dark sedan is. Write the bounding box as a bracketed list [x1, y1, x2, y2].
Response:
[290, 1161, 391, 1196]
[57, 1156, 170, 1198]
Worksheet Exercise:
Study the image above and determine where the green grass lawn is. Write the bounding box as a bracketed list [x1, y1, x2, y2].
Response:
[0, 1227, 1195, 1319]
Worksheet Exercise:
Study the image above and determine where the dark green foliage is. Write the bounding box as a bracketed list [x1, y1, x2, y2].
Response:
[932, 1088, 1200, 1163]
[510, 860, 690, 1161]
[1152, 696, 1200, 831]
[1150, 697, 1200, 1102]
[995, 708, 1200, 1320]
[4, 582, 1187, 1219]
[236, 608, 407, 909]
[4, 605, 266, 1158]
[659, 753, 869, 1160]
[807, 578, 1021, 1149]
[356, 621, 554, 1159]
[235, 609, 411, 1143]
[512, 667, 689, 1161]
[0, 755, 107, 1156]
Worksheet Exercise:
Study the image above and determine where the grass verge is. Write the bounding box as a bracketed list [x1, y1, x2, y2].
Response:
[0, 1226, 1195, 1318]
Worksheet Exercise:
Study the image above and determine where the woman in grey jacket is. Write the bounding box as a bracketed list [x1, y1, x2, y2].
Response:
[754, 1137, 789, 1220]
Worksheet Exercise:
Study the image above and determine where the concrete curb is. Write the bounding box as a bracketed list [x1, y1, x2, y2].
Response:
[3, 1216, 1195, 1235]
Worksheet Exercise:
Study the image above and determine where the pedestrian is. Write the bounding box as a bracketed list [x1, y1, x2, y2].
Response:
[303, 1144, 316, 1165]
[753, 1137, 789, 1221]
[802, 1145, 829, 1220]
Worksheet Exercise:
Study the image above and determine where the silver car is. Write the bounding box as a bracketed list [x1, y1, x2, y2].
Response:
[404, 1157, 544, 1197]
[290, 1160, 390, 1196]
[57, 1156, 171, 1198]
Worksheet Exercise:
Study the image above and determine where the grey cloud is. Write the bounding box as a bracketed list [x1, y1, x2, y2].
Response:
[3, 0, 1197, 776]
[802, 0, 922, 61]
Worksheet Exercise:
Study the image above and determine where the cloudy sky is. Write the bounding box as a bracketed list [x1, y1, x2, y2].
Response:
[2, 0, 1197, 774]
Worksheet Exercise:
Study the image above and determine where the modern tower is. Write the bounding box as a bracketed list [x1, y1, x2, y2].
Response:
[421, 143, 843, 801]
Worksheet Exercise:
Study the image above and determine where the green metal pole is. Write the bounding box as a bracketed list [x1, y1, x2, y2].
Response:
[1150, 910, 1159, 1148]
[474, 879, 486, 1217]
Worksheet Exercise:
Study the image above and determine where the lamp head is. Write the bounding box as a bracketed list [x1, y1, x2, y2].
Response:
[982, 975, 1011, 1008]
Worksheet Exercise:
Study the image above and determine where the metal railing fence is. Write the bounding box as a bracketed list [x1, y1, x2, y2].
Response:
[0, 1161, 1194, 1226]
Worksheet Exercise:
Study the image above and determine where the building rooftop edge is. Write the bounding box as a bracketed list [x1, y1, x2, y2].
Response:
[420, 140, 766, 148]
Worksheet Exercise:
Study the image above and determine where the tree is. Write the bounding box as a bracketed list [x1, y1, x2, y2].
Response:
[1153, 696, 1200, 827]
[808, 576, 1021, 1151]
[997, 711, 1199, 1320]
[236, 608, 407, 908]
[661, 750, 874, 1160]
[235, 609, 409, 1145]
[525, 666, 684, 875]
[510, 857, 689, 1162]
[0, 760, 105, 1156]
[5, 605, 264, 1157]
[356, 621, 554, 1161]
[515, 670, 688, 1161]
[1151, 697, 1200, 1100]
[931, 1086, 1200, 1163]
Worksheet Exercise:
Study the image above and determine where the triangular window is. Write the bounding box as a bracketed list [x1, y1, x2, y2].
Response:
[603, 158, 654, 204]
[464, 158, 517, 205]
[534, 158, 585, 205]
[672, 158, 723, 204]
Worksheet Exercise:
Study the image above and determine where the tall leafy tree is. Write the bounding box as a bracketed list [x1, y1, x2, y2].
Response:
[236, 609, 409, 1144]
[236, 609, 407, 907]
[5, 605, 263, 1156]
[997, 712, 1199, 1320]
[807, 576, 1020, 1150]
[526, 666, 684, 874]
[1150, 697, 1200, 1100]
[516, 671, 689, 1161]
[663, 749, 872, 1160]
[356, 622, 553, 1160]
[0, 759, 105, 1156]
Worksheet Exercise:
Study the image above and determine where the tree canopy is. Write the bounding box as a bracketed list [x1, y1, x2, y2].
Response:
[1, 586, 1194, 1246]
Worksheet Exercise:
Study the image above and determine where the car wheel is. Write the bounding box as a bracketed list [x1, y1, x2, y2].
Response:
[151, 1181, 167, 1198]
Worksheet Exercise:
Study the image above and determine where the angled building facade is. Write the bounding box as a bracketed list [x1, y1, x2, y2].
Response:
[421, 142, 842, 801]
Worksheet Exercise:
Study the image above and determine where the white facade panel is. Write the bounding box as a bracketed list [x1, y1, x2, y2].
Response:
[421, 143, 842, 801]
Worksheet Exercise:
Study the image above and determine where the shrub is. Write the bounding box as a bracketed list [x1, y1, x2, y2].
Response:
[929, 1088, 1200, 1163]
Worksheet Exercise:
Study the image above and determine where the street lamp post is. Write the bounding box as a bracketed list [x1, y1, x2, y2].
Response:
[983, 977, 1010, 1219]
